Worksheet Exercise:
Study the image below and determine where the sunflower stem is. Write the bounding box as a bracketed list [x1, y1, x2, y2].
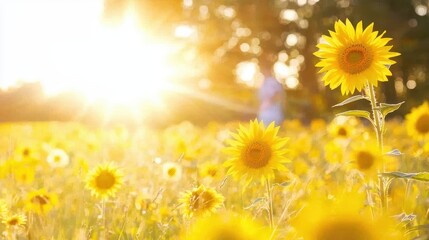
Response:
[366, 83, 387, 214]
[100, 199, 108, 240]
[265, 179, 274, 231]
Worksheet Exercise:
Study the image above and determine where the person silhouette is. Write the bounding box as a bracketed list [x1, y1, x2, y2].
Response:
[258, 61, 285, 126]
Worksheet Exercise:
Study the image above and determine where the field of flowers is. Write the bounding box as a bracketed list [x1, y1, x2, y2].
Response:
[1, 19, 429, 240]
[0, 103, 429, 239]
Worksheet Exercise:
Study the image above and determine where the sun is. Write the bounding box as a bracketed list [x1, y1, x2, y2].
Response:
[0, 0, 177, 107]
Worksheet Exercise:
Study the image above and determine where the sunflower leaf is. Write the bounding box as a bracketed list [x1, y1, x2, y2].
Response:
[381, 172, 429, 182]
[244, 197, 266, 210]
[377, 101, 405, 117]
[336, 110, 373, 124]
[332, 95, 369, 107]
[385, 149, 403, 156]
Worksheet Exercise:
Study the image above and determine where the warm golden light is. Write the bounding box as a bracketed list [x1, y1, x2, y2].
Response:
[0, 0, 177, 106]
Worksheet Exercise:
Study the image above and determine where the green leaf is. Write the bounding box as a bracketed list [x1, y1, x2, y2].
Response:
[336, 110, 373, 124]
[332, 95, 369, 107]
[385, 149, 403, 156]
[394, 212, 416, 222]
[413, 172, 429, 181]
[381, 171, 429, 182]
[377, 101, 405, 117]
[244, 197, 265, 210]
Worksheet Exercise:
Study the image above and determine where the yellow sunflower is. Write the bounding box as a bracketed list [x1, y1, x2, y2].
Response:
[292, 193, 405, 240]
[223, 120, 289, 185]
[25, 188, 58, 214]
[178, 185, 224, 218]
[349, 141, 382, 180]
[2, 213, 27, 228]
[181, 212, 271, 240]
[314, 19, 400, 95]
[406, 101, 429, 139]
[85, 163, 124, 199]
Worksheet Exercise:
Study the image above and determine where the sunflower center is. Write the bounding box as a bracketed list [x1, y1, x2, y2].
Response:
[7, 218, 18, 226]
[22, 148, 30, 157]
[190, 191, 213, 211]
[243, 141, 271, 169]
[340, 45, 373, 74]
[167, 168, 177, 177]
[415, 113, 429, 134]
[54, 155, 62, 163]
[207, 168, 217, 177]
[31, 195, 49, 205]
[337, 127, 348, 137]
[95, 172, 116, 190]
[356, 151, 375, 170]
[315, 218, 375, 240]
[214, 228, 241, 240]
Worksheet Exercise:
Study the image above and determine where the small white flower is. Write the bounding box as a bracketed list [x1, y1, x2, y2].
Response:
[46, 148, 69, 168]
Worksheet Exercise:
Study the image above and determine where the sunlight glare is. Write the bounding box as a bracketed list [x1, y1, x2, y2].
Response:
[0, 0, 176, 106]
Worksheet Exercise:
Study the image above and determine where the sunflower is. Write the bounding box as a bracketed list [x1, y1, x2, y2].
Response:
[223, 120, 289, 185]
[181, 212, 271, 240]
[178, 185, 224, 218]
[199, 162, 223, 182]
[85, 163, 124, 199]
[406, 101, 429, 139]
[25, 188, 58, 214]
[46, 148, 70, 168]
[292, 193, 405, 240]
[349, 141, 382, 180]
[314, 19, 400, 95]
[2, 213, 27, 228]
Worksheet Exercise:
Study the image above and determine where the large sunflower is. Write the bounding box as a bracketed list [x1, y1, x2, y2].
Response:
[181, 212, 271, 240]
[85, 163, 123, 199]
[314, 19, 400, 95]
[292, 193, 405, 240]
[406, 101, 429, 139]
[223, 120, 289, 185]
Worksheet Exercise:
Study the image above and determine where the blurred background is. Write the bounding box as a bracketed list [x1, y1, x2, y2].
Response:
[0, 0, 428, 127]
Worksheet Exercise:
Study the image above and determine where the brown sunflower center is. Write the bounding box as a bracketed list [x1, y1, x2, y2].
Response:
[315, 218, 375, 240]
[31, 195, 49, 205]
[7, 218, 19, 226]
[22, 148, 30, 157]
[243, 141, 271, 169]
[95, 171, 116, 190]
[337, 127, 348, 137]
[339, 45, 373, 74]
[356, 151, 375, 170]
[190, 191, 213, 211]
[415, 113, 429, 134]
[214, 228, 241, 240]
[207, 168, 217, 177]
[167, 167, 177, 177]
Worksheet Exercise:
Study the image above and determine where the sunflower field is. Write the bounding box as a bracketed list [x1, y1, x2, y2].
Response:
[1, 104, 429, 239]
[2, 1, 429, 239]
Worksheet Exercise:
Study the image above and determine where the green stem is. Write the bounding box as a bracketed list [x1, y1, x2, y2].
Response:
[367, 83, 387, 213]
[265, 179, 274, 230]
